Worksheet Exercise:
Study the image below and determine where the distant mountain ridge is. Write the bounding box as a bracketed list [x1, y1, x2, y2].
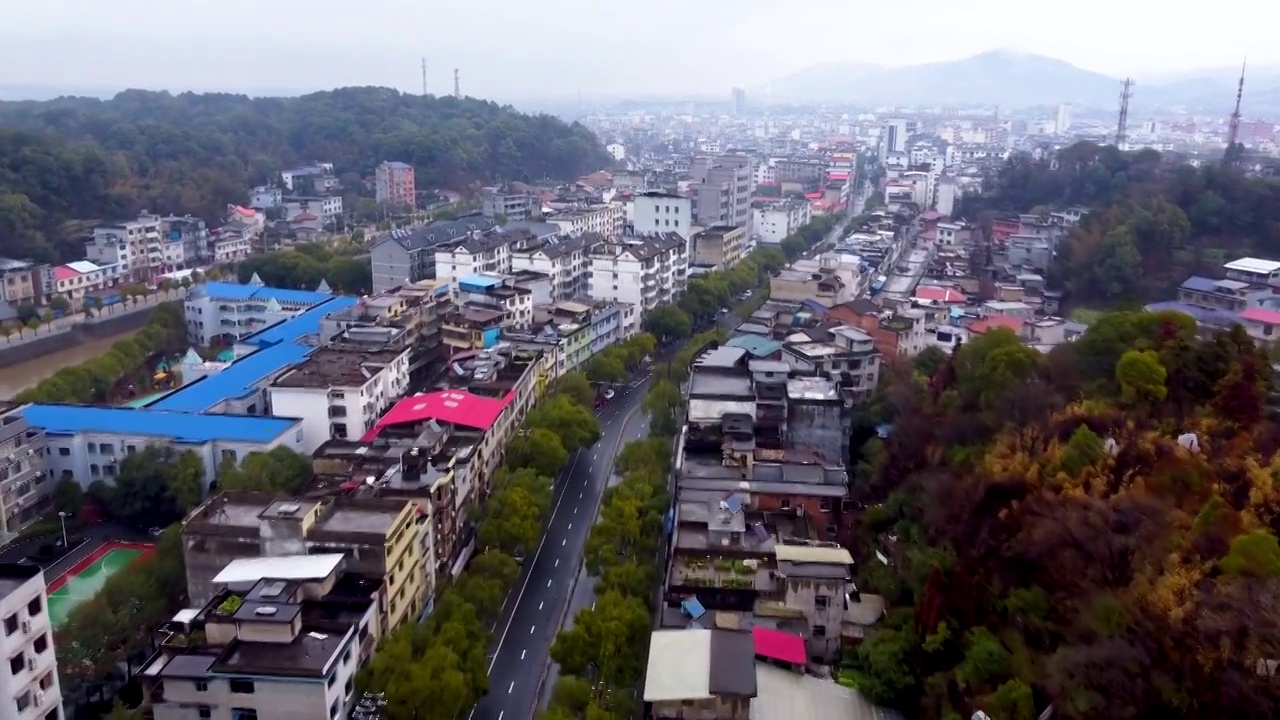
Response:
[768, 51, 1280, 112]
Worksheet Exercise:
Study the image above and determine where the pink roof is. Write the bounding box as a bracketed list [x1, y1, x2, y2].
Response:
[54, 266, 80, 281]
[233, 205, 255, 216]
[362, 390, 513, 441]
[914, 286, 967, 303]
[752, 627, 806, 665]
[1241, 307, 1280, 325]
[804, 192, 823, 199]
[827, 172, 850, 180]
[970, 315, 1025, 335]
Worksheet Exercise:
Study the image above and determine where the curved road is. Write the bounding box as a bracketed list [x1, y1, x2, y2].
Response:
[470, 373, 655, 720]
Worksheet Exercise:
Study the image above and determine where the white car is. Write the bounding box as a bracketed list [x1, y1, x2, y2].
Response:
[603, 388, 616, 400]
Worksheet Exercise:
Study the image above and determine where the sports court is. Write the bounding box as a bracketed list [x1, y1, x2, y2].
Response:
[47, 541, 154, 628]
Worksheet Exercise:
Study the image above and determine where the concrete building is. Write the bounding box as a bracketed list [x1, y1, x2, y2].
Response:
[369, 216, 497, 295]
[1055, 103, 1072, 134]
[732, 87, 746, 116]
[751, 199, 811, 245]
[319, 281, 452, 381]
[375, 161, 416, 209]
[509, 234, 590, 302]
[480, 186, 537, 223]
[587, 233, 688, 312]
[181, 493, 426, 630]
[139, 554, 375, 720]
[280, 163, 335, 192]
[0, 564, 62, 720]
[881, 118, 908, 159]
[183, 282, 338, 346]
[631, 191, 693, 241]
[267, 345, 412, 452]
[546, 204, 625, 240]
[53, 262, 105, 304]
[690, 156, 752, 235]
[22, 406, 307, 492]
[772, 159, 826, 184]
[691, 226, 749, 270]
[88, 214, 165, 284]
[770, 254, 869, 307]
[434, 233, 513, 290]
[452, 274, 533, 329]
[0, 404, 53, 539]
[0, 259, 47, 307]
[282, 196, 343, 224]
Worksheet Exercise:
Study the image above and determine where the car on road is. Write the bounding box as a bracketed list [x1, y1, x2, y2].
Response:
[603, 388, 616, 400]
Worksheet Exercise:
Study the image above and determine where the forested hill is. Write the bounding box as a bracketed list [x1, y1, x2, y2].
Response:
[0, 87, 611, 263]
[959, 142, 1280, 306]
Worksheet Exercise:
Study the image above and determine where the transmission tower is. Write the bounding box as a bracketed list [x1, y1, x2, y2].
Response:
[454, 69, 460, 98]
[1115, 78, 1134, 149]
[420, 57, 428, 95]
[1224, 59, 1247, 168]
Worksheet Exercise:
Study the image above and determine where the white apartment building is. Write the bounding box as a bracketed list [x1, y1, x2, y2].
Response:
[752, 199, 812, 245]
[434, 234, 512, 290]
[210, 226, 253, 265]
[248, 186, 283, 210]
[183, 282, 335, 346]
[53, 261, 105, 302]
[631, 192, 692, 240]
[268, 346, 412, 451]
[0, 564, 63, 720]
[88, 214, 164, 284]
[280, 163, 335, 190]
[752, 161, 775, 187]
[547, 204, 625, 240]
[509, 235, 589, 302]
[587, 233, 687, 312]
[282, 196, 343, 223]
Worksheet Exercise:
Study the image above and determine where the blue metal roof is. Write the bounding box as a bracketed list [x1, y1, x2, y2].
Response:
[242, 296, 358, 348]
[1179, 275, 1221, 293]
[21, 405, 298, 444]
[725, 335, 783, 357]
[459, 274, 501, 289]
[197, 281, 335, 307]
[801, 299, 829, 315]
[148, 342, 314, 413]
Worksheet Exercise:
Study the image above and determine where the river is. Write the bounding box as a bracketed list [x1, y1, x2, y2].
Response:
[0, 331, 141, 399]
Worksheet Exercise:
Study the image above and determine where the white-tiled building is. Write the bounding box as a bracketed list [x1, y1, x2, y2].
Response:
[434, 233, 512, 290]
[0, 564, 63, 720]
[632, 192, 692, 241]
[547, 204, 625, 240]
[752, 199, 812, 245]
[587, 233, 687, 312]
[509, 234, 590, 302]
[88, 214, 164, 284]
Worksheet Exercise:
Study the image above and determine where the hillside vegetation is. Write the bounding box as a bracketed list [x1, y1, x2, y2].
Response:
[960, 142, 1280, 305]
[845, 311, 1280, 718]
[0, 87, 610, 262]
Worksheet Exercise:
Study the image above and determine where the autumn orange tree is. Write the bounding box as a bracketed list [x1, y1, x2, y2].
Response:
[843, 311, 1280, 719]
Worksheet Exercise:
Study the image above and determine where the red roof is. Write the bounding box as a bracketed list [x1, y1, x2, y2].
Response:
[970, 315, 1025, 335]
[827, 172, 850, 180]
[54, 266, 80, 281]
[804, 192, 823, 199]
[752, 627, 806, 665]
[362, 390, 513, 441]
[914, 286, 967, 304]
[1240, 307, 1280, 325]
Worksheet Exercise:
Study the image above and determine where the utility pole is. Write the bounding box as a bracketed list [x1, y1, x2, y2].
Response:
[1115, 78, 1134, 149]
[454, 69, 460, 98]
[421, 57, 428, 95]
[1224, 59, 1246, 168]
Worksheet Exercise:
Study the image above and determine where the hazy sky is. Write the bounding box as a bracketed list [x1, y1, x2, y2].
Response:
[3, 0, 1278, 100]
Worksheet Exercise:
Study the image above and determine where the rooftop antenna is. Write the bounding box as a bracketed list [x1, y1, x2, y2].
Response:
[1224, 58, 1247, 168]
[1115, 78, 1134, 149]
[454, 69, 460, 99]
[421, 57, 428, 95]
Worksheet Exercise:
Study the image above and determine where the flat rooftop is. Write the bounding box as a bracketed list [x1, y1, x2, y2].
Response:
[0, 563, 40, 596]
[193, 281, 336, 307]
[213, 625, 351, 677]
[21, 405, 299, 444]
[314, 507, 399, 536]
[689, 373, 753, 399]
[273, 347, 405, 388]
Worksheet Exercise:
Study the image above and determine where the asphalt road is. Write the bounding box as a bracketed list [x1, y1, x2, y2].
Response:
[470, 373, 655, 720]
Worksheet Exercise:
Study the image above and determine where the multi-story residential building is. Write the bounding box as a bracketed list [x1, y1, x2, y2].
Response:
[587, 233, 688, 312]
[509, 234, 589, 302]
[0, 564, 62, 720]
[772, 158, 826, 184]
[267, 345, 412, 452]
[88, 214, 164, 284]
[52, 262, 105, 304]
[691, 226, 748, 270]
[751, 199, 811, 245]
[881, 118, 908, 158]
[0, 405, 52, 539]
[139, 553, 373, 720]
[183, 282, 337, 346]
[434, 233, 513, 289]
[453, 274, 533, 329]
[208, 225, 253, 266]
[632, 191, 692, 240]
[282, 196, 343, 224]
[21, 406, 306, 491]
[689, 155, 752, 235]
[480, 185, 537, 222]
[247, 185, 283, 210]
[280, 163, 336, 192]
[546, 203, 625, 240]
[160, 215, 208, 268]
[181, 492, 425, 630]
[0, 259, 44, 307]
[375, 161, 417, 209]
[319, 281, 452, 381]
[369, 216, 497, 294]
[770, 254, 869, 307]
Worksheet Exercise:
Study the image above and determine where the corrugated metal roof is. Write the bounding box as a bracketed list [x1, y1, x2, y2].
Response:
[212, 554, 345, 585]
[22, 405, 298, 444]
[774, 544, 853, 565]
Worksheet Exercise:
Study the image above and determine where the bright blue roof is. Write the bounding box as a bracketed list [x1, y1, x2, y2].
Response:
[725, 334, 783, 357]
[801, 299, 829, 315]
[242, 296, 358, 348]
[21, 405, 298, 444]
[196, 281, 335, 307]
[149, 342, 315, 413]
[1179, 275, 1221, 293]
[459, 274, 501, 289]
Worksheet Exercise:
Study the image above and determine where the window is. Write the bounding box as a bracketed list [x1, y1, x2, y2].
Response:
[9, 653, 23, 674]
[231, 709, 258, 720]
[345, 677, 354, 697]
[57, 448, 69, 457]
[813, 625, 827, 638]
[33, 634, 47, 654]
[3, 614, 16, 635]
[39, 671, 52, 690]
[195, 680, 208, 692]
[342, 646, 352, 665]
[780, 498, 792, 510]
[331, 700, 341, 719]
[198, 707, 212, 720]
[815, 595, 830, 610]
[15, 692, 29, 712]
[229, 678, 255, 694]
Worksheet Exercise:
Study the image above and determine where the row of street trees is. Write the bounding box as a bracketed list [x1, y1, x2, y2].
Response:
[14, 302, 189, 404]
[355, 375, 602, 719]
[581, 332, 657, 385]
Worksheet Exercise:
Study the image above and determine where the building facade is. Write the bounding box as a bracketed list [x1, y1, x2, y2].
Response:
[369, 216, 497, 295]
[632, 192, 693, 241]
[375, 161, 417, 209]
[691, 226, 748, 270]
[0, 405, 52, 540]
[0, 564, 62, 720]
[587, 233, 687, 311]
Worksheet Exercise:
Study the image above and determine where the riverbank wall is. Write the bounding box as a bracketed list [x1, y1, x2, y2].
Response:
[0, 308, 156, 371]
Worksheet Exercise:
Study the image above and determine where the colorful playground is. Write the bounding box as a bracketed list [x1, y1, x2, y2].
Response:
[47, 541, 154, 628]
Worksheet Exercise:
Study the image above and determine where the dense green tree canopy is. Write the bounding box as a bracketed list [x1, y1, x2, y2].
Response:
[0, 87, 611, 262]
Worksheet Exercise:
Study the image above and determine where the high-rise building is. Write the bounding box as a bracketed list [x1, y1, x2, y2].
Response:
[881, 118, 908, 159]
[375, 161, 417, 210]
[731, 87, 746, 116]
[689, 155, 752, 236]
[0, 564, 63, 720]
[1055, 103, 1072, 134]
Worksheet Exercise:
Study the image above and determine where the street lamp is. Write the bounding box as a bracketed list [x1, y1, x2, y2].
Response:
[57, 511, 68, 548]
